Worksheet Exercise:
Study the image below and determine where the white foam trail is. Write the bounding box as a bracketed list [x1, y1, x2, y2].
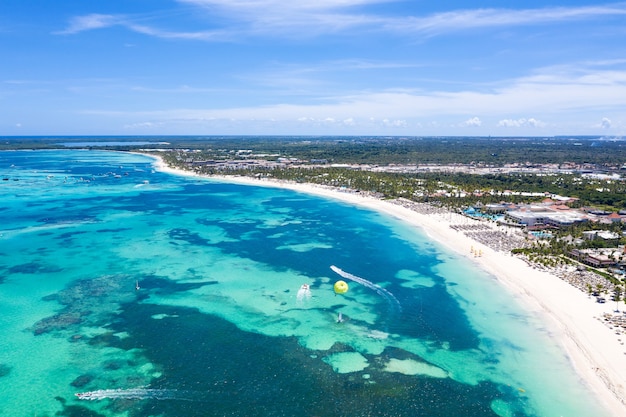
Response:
[75, 388, 195, 401]
[330, 265, 402, 314]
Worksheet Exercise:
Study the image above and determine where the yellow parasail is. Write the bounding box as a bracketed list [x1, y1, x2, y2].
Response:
[333, 280, 349, 294]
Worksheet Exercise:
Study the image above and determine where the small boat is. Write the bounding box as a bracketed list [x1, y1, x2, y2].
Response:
[337, 312, 344, 323]
[135, 280, 140, 291]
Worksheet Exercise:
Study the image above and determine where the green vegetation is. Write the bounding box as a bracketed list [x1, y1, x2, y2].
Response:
[3, 135, 626, 166]
[160, 153, 626, 209]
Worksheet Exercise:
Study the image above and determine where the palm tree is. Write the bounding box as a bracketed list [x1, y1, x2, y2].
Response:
[614, 284, 623, 312]
[595, 283, 604, 297]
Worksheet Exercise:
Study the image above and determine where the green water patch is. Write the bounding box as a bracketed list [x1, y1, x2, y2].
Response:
[323, 352, 370, 373]
[384, 358, 448, 378]
[396, 269, 436, 288]
[275, 241, 334, 252]
[0, 363, 11, 378]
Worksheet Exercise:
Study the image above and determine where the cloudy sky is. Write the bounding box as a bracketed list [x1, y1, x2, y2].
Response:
[1, 0, 626, 136]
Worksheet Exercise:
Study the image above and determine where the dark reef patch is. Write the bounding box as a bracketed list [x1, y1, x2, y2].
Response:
[138, 275, 217, 296]
[96, 227, 132, 233]
[70, 373, 95, 388]
[98, 302, 520, 417]
[9, 261, 62, 274]
[32, 274, 137, 336]
[32, 311, 84, 335]
[32, 274, 217, 336]
[55, 404, 106, 417]
[0, 363, 11, 378]
[56, 230, 88, 241]
[167, 228, 211, 246]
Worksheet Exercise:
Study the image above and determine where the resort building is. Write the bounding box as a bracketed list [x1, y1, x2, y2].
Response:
[504, 208, 587, 229]
[569, 248, 625, 268]
[582, 230, 621, 241]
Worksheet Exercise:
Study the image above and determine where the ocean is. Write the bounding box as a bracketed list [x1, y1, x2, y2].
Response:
[0, 149, 611, 417]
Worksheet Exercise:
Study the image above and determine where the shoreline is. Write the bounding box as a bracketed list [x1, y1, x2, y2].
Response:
[149, 155, 626, 416]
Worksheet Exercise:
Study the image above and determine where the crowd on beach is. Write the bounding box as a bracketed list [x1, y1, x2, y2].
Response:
[392, 199, 531, 253]
[602, 312, 626, 337]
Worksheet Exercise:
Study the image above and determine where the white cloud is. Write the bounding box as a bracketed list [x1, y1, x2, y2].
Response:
[292, 116, 361, 128]
[55, 14, 122, 34]
[125, 24, 232, 41]
[527, 118, 544, 127]
[56, 3, 626, 40]
[180, 0, 626, 34]
[497, 118, 545, 128]
[178, 0, 386, 12]
[497, 119, 521, 127]
[79, 62, 626, 134]
[601, 117, 612, 129]
[124, 121, 161, 129]
[382, 118, 407, 127]
[393, 5, 626, 36]
[55, 13, 233, 40]
[462, 117, 482, 127]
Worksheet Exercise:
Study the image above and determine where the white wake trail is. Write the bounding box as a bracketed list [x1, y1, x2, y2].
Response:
[330, 265, 402, 314]
[75, 388, 196, 401]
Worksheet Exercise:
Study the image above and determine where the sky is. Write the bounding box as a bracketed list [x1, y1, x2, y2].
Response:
[1, 0, 626, 137]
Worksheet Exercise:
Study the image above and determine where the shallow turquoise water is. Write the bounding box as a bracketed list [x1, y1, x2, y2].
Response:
[0, 150, 611, 417]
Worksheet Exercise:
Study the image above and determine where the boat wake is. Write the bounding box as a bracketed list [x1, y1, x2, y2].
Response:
[75, 388, 198, 401]
[330, 265, 402, 314]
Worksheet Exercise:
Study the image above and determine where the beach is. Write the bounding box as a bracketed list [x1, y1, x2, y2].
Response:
[152, 155, 626, 417]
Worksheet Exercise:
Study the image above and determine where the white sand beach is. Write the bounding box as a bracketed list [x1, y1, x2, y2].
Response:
[151, 155, 626, 416]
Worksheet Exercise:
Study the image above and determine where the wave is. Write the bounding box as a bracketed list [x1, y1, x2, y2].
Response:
[75, 388, 198, 401]
[330, 265, 402, 314]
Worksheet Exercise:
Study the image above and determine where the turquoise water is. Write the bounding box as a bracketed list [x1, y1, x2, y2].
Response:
[0, 150, 611, 417]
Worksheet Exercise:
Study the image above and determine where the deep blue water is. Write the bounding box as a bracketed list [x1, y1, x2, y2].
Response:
[0, 150, 611, 417]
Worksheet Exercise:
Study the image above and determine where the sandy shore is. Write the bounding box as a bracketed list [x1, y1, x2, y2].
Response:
[150, 155, 626, 416]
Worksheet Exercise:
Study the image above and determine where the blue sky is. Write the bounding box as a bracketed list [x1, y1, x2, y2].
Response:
[1, 1, 626, 136]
